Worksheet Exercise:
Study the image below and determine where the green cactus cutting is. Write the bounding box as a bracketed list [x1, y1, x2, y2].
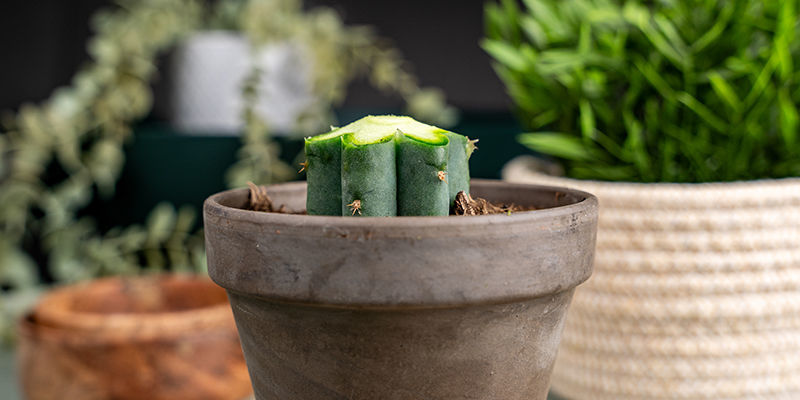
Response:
[304, 115, 475, 216]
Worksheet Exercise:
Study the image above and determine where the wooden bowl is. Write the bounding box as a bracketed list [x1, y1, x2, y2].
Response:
[17, 275, 252, 400]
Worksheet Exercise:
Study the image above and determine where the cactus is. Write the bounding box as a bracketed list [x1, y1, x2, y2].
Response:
[304, 115, 475, 216]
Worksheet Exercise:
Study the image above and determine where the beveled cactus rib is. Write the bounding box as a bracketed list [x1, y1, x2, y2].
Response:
[341, 131, 397, 216]
[395, 128, 449, 216]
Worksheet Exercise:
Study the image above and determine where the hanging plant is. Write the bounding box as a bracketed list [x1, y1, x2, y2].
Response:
[0, 0, 456, 343]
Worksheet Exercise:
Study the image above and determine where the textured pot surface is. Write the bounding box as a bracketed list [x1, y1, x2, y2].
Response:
[204, 180, 598, 400]
[504, 156, 800, 400]
[17, 275, 252, 400]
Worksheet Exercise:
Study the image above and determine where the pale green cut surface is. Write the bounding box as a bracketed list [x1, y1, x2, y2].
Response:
[307, 126, 343, 142]
[307, 115, 448, 145]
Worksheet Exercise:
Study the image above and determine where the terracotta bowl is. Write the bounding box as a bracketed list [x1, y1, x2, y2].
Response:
[17, 275, 252, 400]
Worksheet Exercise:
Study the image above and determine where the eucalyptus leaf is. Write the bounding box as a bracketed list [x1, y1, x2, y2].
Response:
[0, 287, 44, 345]
[0, 135, 7, 178]
[406, 88, 459, 128]
[146, 203, 177, 245]
[0, 241, 38, 288]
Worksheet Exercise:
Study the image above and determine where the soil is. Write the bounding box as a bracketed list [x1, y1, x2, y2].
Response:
[452, 191, 530, 215]
[247, 182, 532, 216]
[247, 182, 306, 214]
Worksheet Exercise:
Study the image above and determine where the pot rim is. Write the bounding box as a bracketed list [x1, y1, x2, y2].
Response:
[27, 275, 234, 342]
[204, 179, 597, 235]
[504, 156, 800, 189]
[204, 180, 598, 308]
[503, 156, 800, 210]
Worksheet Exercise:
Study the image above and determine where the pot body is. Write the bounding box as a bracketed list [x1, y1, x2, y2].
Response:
[17, 276, 252, 400]
[504, 156, 800, 400]
[204, 180, 598, 400]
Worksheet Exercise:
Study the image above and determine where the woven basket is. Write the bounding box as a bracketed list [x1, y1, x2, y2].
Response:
[503, 156, 800, 400]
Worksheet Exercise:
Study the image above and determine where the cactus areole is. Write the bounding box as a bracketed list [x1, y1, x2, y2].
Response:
[304, 115, 476, 216]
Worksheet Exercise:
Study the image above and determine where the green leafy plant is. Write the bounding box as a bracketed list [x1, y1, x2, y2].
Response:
[0, 0, 456, 343]
[0, 0, 205, 345]
[484, 0, 800, 182]
[304, 116, 473, 216]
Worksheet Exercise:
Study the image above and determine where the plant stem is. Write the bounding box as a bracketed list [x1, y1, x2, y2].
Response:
[305, 132, 343, 216]
[341, 133, 397, 217]
[396, 130, 450, 216]
[444, 132, 472, 205]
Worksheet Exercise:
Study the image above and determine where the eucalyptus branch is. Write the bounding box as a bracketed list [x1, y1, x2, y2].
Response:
[0, 0, 203, 343]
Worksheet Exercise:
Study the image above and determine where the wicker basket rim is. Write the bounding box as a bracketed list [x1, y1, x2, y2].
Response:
[503, 156, 800, 192]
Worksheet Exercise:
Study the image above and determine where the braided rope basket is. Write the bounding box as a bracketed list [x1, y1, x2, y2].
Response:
[503, 156, 800, 400]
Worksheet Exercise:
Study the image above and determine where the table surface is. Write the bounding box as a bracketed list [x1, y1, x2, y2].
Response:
[1, 347, 565, 399]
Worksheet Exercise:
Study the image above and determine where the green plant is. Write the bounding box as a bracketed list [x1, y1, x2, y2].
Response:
[0, 0, 456, 343]
[304, 116, 473, 216]
[484, 0, 800, 182]
[0, 0, 205, 344]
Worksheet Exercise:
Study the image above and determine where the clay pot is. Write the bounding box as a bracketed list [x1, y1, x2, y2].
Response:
[17, 275, 252, 400]
[204, 180, 598, 400]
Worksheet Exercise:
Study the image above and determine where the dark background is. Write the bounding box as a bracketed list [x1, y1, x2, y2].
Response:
[0, 0, 511, 114]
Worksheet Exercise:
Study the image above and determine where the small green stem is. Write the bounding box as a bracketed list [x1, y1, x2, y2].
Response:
[305, 132, 343, 216]
[396, 130, 449, 216]
[341, 133, 397, 217]
[444, 131, 472, 205]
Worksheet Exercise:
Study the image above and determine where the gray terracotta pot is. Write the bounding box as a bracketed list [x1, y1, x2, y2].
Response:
[204, 180, 597, 400]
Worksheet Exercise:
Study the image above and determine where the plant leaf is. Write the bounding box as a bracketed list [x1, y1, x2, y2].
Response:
[690, 2, 735, 53]
[774, 0, 796, 81]
[676, 92, 728, 133]
[579, 99, 596, 140]
[707, 71, 742, 113]
[518, 132, 599, 161]
[633, 58, 675, 99]
[520, 16, 547, 47]
[146, 203, 177, 245]
[481, 39, 530, 71]
[778, 88, 798, 147]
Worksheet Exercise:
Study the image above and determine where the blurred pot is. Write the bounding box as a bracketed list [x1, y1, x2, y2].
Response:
[17, 275, 252, 400]
[204, 180, 598, 400]
[169, 31, 314, 135]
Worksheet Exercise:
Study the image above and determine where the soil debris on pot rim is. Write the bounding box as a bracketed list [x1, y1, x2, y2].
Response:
[247, 182, 305, 214]
[247, 183, 531, 216]
[452, 191, 530, 216]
